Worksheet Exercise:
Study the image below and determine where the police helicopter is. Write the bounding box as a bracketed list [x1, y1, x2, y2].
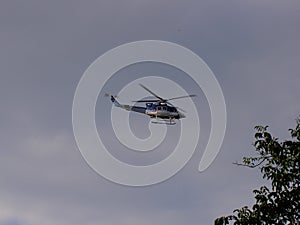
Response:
[106, 84, 196, 125]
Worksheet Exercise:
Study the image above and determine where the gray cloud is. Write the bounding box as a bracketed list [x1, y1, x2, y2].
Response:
[1, 0, 299, 225]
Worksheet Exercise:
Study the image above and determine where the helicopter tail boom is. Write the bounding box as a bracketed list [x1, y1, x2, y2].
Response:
[110, 95, 146, 114]
[110, 95, 130, 110]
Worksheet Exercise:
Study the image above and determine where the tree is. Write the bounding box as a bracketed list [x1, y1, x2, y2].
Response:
[215, 119, 300, 225]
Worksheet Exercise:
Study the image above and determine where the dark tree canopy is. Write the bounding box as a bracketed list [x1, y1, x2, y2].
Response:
[215, 119, 300, 225]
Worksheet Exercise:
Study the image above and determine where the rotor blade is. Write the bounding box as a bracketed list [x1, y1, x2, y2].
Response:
[167, 94, 197, 101]
[132, 100, 160, 102]
[139, 84, 164, 101]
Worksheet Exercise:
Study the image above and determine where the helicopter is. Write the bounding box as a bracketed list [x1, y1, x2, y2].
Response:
[106, 84, 196, 125]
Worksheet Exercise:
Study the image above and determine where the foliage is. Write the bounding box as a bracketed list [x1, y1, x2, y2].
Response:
[215, 119, 300, 225]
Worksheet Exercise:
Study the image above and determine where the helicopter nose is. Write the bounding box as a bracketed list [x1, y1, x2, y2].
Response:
[179, 112, 186, 118]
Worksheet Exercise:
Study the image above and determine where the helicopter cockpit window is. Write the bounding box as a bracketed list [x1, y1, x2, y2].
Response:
[157, 106, 161, 110]
[163, 107, 166, 111]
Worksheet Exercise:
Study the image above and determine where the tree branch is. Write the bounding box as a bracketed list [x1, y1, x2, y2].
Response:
[233, 157, 268, 168]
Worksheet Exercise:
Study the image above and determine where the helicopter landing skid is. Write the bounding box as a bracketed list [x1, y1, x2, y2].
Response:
[151, 118, 176, 125]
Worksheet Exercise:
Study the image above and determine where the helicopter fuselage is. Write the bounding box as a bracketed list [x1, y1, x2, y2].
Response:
[144, 102, 183, 119]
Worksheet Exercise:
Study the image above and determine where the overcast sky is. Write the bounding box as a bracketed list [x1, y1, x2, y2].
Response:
[1, 1, 300, 225]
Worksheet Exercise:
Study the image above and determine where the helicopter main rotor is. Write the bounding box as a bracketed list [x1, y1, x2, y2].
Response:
[132, 84, 196, 112]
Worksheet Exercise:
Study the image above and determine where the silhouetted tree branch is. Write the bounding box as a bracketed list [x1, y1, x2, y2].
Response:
[215, 118, 300, 225]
